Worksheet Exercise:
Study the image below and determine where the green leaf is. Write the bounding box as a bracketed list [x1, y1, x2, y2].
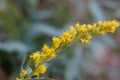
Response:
[46, 59, 56, 63]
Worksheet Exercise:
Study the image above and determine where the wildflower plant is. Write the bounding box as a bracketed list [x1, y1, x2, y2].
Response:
[16, 20, 119, 80]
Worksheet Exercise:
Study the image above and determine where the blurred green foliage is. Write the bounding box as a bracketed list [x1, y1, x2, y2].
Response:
[0, 0, 120, 80]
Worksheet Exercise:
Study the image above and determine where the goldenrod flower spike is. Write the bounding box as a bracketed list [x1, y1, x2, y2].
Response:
[17, 20, 119, 80]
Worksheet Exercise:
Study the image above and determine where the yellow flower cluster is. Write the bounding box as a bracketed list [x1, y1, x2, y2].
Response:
[75, 20, 119, 43]
[41, 44, 56, 60]
[16, 69, 27, 80]
[29, 51, 41, 67]
[52, 37, 61, 50]
[17, 20, 119, 80]
[60, 32, 72, 44]
[16, 78, 22, 80]
[97, 20, 119, 34]
[29, 46, 56, 77]
[33, 65, 46, 76]
[75, 23, 92, 43]
[20, 69, 27, 77]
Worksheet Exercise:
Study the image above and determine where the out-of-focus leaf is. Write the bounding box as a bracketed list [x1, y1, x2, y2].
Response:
[0, 12, 19, 39]
[47, 2, 71, 27]
[33, 10, 53, 20]
[30, 77, 55, 80]
[0, 41, 30, 58]
[47, 59, 56, 63]
[101, 34, 118, 48]
[65, 46, 81, 80]
[27, 23, 62, 48]
[6, 1, 24, 22]
[88, 0, 105, 20]
[0, 0, 6, 11]
[28, 23, 61, 38]
[102, 1, 118, 9]
[88, 40, 106, 60]
[115, 9, 120, 19]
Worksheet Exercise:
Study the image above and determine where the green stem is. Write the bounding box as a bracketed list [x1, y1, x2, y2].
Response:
[20, 55, 27, 79]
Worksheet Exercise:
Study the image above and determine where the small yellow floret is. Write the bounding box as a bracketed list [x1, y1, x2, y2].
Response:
[16, 78, 22, 80]
[29, 51, 41, 60]
[33, 65, 46, 76]
[29, 51, 41, 67]
[60, 32, 72, 44]
[20, 69, 27, 77]
[70, 26, 76, 36]
[52, 37, 61, 50]
[79, 24, 88, 33]
[41, 44, 56, 60]
[75, 22, 80, 30]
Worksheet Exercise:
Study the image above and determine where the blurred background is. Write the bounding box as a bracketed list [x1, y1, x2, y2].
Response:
[0, 0, 120, 80]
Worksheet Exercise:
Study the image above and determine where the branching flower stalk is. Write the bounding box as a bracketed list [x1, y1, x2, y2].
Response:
[16, 20, 120, 80]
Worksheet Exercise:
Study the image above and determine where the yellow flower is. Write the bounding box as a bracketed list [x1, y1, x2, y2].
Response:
[79, 24, 88, 34]
[29, 51, 41, 67]
[70, 26, 76, 36]
[41, 44, 56, 60]
[23, 19, 119, 80]
[16, 78, 22, 80]
[87, 24, 97, 34]
[60, 32, 72, 44]
[33, 65, 46, 76]
[60, 26, 76, 44]
[52, 37, 61, 50]
[80, 39, 89, 43]
[75, 22, 80, 30]
[29, 51, 41, 59]
[97, 20, 119, 35]
[80, 34, 92, 43]
[20, 69, 27, 77]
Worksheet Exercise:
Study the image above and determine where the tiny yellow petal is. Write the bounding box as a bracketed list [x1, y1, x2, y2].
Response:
[16, 78, 22, 80]
[33, 65, 46, 76]
[20, 69, 27, 77]
[52, 37, 61, 50]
